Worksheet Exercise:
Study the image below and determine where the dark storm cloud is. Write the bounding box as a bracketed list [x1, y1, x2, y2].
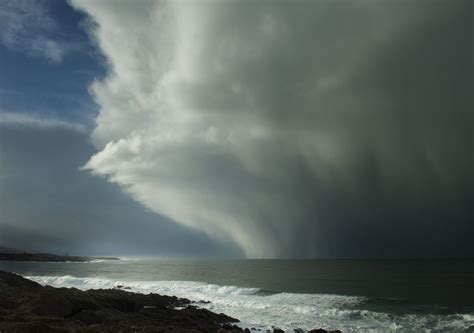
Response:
[72, 0, 473, 258]
[287, 0, 474, 258]
[0, 118, 241, 257]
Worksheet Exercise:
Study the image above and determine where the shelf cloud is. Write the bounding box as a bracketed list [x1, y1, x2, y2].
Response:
[72, 0, 473, 258]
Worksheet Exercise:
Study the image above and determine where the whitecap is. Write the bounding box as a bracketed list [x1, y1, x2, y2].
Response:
[26, 275, 474, 333]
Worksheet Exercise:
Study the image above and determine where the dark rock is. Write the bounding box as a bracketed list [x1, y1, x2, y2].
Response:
[273, 328, 285, 333]
[0, 270, 240, 332]
[115, 285, 131, 290]
[0, 270, 41, 291]
[219, 323, 244, 332]
[222, 323, 243, 330]
[73, 309, 102, 325]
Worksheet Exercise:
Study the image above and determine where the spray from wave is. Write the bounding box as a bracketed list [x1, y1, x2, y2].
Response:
[28, 275, 473, 332]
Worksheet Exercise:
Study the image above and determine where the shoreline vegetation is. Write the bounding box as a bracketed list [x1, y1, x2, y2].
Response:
[0, 270, 341, 333]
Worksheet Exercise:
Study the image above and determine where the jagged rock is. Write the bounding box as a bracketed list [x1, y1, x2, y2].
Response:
[0, 270, 240, 332]
[0, 271, 343, 333]
[219, 323, 244, 332]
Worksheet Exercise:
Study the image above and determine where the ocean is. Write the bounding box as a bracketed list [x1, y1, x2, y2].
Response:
[1, 259, 473, 332]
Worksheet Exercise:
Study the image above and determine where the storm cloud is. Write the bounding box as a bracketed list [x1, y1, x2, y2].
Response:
[71, 0, 473, 258]
[0, 116, 240, 257]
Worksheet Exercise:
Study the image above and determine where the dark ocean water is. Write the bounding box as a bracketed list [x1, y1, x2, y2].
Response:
[1, 259, 473, 332]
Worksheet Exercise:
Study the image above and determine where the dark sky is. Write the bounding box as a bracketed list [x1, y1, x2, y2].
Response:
[0, 0, 472, 258]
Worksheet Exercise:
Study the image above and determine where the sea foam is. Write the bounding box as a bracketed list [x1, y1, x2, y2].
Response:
[27, 275, 474, 332]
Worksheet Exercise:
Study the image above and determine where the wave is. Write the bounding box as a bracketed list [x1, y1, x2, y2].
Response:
[27, 275, 261, 296]
[27, 275, 474, 332]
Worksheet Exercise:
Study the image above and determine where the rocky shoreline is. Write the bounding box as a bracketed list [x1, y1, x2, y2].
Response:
[0, 270, 340, 333]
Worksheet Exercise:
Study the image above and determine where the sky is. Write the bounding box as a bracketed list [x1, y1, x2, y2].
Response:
[0, 0, 472, 258]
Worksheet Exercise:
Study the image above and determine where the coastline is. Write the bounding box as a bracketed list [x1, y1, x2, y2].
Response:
[0, 252, 120, 263]
[1, 258, 472, 331]
[0, 270, 238, 332]
[0, 270, 340, 333]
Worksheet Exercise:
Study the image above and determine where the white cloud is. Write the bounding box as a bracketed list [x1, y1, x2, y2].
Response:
[72, 0, 472, 258]
[0, 112, 86, 132]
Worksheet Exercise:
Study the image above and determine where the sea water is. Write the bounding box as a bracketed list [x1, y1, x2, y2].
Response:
[1, 259, 473, 332]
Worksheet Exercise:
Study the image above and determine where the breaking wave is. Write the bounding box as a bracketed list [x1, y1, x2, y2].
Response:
[27, 275, 473, 332]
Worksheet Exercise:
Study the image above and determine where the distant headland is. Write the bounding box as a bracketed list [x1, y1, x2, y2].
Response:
[0, 246, 120, 262]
